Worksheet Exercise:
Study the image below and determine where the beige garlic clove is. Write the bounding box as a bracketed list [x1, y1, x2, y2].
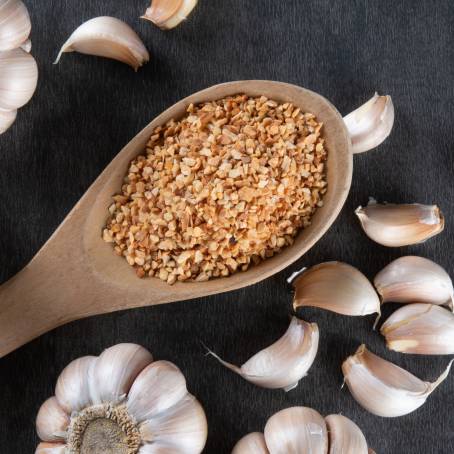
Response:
[343, 93, 394, 154]
[232, 432, 270, 454]
[142, 0, 198, 30]
[264, 407, 328, 453]
[374, 256, 454, 310]
[0, 108, 17, 134]
[381, 303, 454, 354]
[36, 397, 69, 442]
[90, 343, 153, 405]
[0, 48, 38, 110]
[127, 360, 188, 422]
[292, 262, 380, 317]
[55, 16, 150, 71]
[342, 344, 453, 417]
[355, 201, 444, 247]
[140, 395, 208, 453]
[206, 316, 319, 391]
[35, 443, 66, 454]
[325, 414, 368, 454]
[0, 0, 31, 52]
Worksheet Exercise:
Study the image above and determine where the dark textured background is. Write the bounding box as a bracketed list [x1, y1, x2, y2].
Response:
[1, 1, 453, 452]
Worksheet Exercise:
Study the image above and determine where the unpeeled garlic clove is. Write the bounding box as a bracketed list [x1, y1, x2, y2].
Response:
[142, 0, 198, 30]
[343, 93, 394, 154]
[0, 0, 31, 52]
[55, 16, 150, 71]
[0, 108, 17, 134]
[325, 414, 368, 454]
[0, 48, 38, 110]
[232, 432, 269, 454]
[36, 397, 69, 442]
[263, 407, 328, 453]
[35, 443, 66, 454]
[206, 316, 319, 391]
[292, 262, 380, 317]
[342, 344, 453, 417]
[355, 200, 444, 247]
[374, 256, 454, 310]
[381, 303, 454, 354]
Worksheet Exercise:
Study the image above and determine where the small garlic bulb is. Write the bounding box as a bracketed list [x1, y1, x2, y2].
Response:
[342, 344, 453, 417]
[291, 261, 380, 317]
[381, 303, 454, 354]
[0, 107, 17, 133]
[35, 343, 207, 454]
[0, 0, 31, 52]
[232, 432, 269, 454]
[206, 316, 319, 391]
[343, 93, 395, 154]
[325, 414, 368, 454]
[142, 0, 199, 30]
[55, 17, 150, 71]
[355, 200, 444, 247]
[374, 256, 454, 310]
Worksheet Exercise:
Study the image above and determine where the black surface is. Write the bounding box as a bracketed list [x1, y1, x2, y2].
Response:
[1, 1, 454, 453]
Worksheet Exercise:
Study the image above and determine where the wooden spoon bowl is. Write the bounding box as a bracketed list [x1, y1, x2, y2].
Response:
[0, 81, 352, 357]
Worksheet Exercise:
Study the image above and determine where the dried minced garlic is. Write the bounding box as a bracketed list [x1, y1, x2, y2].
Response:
[103, 95, 327, 284]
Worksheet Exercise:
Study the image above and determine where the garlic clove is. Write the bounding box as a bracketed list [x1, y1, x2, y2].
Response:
[292, 261, 380, 317]
[206, 316, 319, 391]
[89, 343, 153, 405]
[342, 344, 453, 417]
[35, 397, 69, 442]
[264, 406, 328, 453]
[142, 0, 198, 30]
[0, 0, 31, 52]
[232, 432, 270, 454]
[126, 360, 188, 423]
[0, 48, 38, 110]
[343, 93, 394, 154]
[55, 16, 150, 71]
[140, 395, 208, 453]
[374, 256, 454, 309]
[35, 443, 66, 454]
[381, 303, 454, 354]
[55, 355, 97, 414]
[0, 107, 17, 134]
[355, 201, 444, 247]
[325, 414, 368, 454]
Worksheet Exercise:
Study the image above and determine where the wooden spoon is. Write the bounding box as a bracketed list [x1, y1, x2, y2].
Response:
[0, 81, 352, 357]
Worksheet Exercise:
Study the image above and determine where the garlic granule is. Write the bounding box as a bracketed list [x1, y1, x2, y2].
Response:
[103, 95, 327, 283]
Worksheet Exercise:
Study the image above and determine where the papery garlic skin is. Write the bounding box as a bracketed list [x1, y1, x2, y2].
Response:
[292, 261, 380, 317]
[0, 0, 31, 51]
[343, 93, 394, 154]
[325, 414, 368, 454]
[142, 0, 198, 30]
[206, 316, 319, 391]
[374, 256, 454, 309]
[264, 407, 328, 454]
[381, 303, 454, 354]
[355, 202, 444, 247]
[0, 107, 17, 134]
[35, 443, 66, 454]
[342, 344, 453, 417]
[55, 16, 150, 71]
[0, 48, 38, 110]
[232, 432, 270, 454]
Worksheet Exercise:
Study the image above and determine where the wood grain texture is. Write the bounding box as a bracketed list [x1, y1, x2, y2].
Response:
[0, 0, 453, 453]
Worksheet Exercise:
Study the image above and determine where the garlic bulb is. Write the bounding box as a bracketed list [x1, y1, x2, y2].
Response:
[232, 432, 269, 454]
[342, 344, 453, 417]
[0, 107, 17, 133]
[35, 343, 207, 454]
[0, 0, 31, 52]
[325, 414, 368, 454]
[142, 0, 198, 30]
[206, 316, 319, 391]
[0, 48, 38, 111]
[343, 93, 394, 154]
[374, 256, 454, 310]
[355, 200, 444, 247]
[55, 17, 150, 71]
[381, 303, 454, 354]
[292, 262, 380, 317]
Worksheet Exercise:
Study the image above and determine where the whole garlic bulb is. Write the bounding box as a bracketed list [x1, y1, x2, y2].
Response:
[35, 343, 207, 454]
